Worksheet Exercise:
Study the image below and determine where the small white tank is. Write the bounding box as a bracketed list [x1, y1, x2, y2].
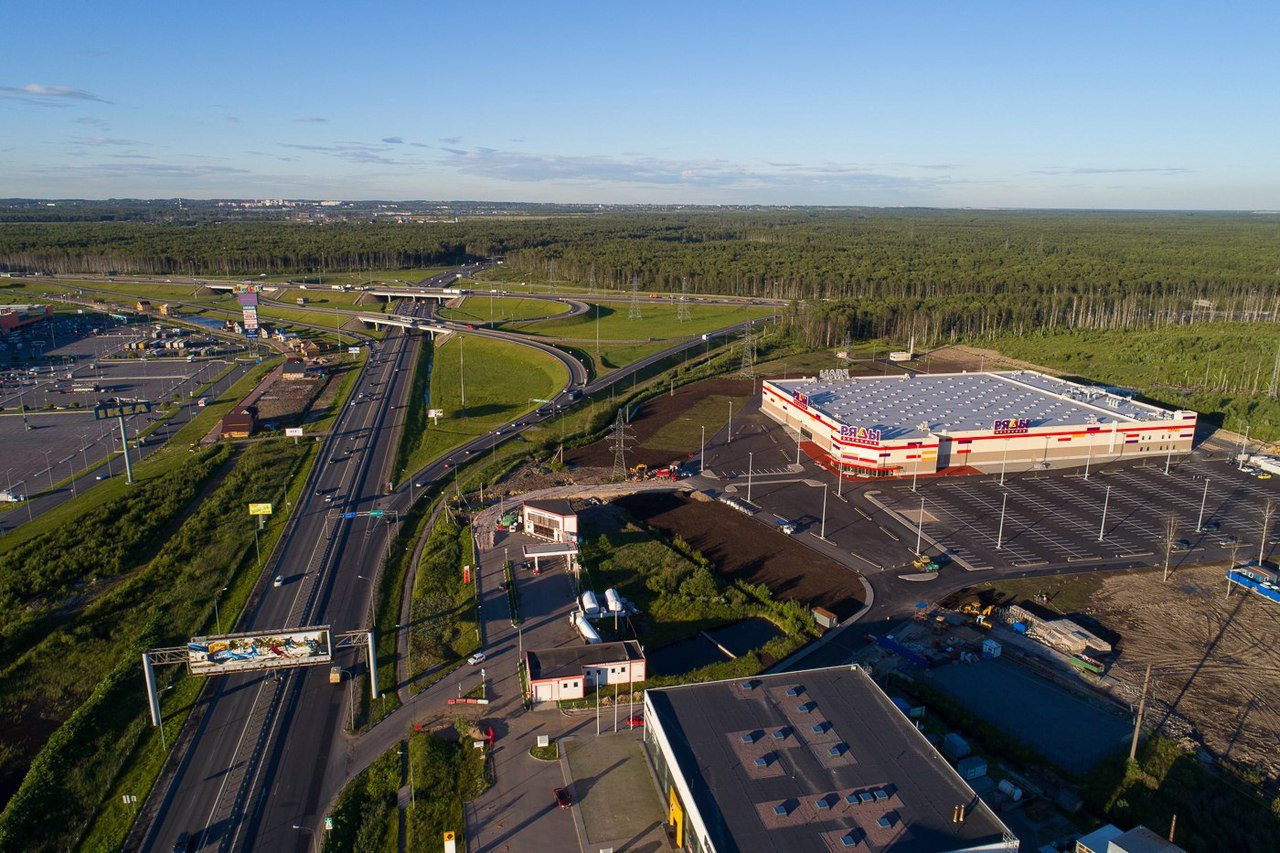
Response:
[580, 591, 599, 613]
[573, 613, 602, 644]
[604, 588, 623, 613]
[997, 779, 1022, 802]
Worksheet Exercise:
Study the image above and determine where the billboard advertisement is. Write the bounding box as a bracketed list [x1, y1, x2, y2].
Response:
[186, 626, 332, 675]
[248, 502, 273, 516]
[284, 427, 304, 438]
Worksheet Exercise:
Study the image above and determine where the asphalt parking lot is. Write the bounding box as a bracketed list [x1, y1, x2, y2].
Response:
[873, 450, 1280, 573]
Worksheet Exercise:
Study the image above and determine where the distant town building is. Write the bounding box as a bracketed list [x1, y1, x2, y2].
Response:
[135, 300, 153, 314]
[281, 357, 309, 381]
[0, 303, 52, 333]
[643, 665, 1016, 852]
[220, 406, 257, 439]
[521, 498, 578, 543]
[524, 640, 645, 703]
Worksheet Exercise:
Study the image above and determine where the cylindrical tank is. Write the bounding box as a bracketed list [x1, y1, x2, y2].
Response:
[997, 780, 1022, 801]
[574, 613, 602, 644]
[580, 591, 599, 613]
[605, 588, 622, 613]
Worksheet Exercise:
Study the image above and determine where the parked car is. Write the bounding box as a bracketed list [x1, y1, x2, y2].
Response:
[554, 787, 573, 809]
[625, 713, 644, 727]
[1201, 521, 1221, 532]
[1171, 539, 1192, 552]
[1218, 535, 1237, 546]
[467, 651, 486, 665]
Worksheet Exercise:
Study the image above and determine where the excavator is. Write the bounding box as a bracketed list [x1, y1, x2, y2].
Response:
[958, 600, 995, 630]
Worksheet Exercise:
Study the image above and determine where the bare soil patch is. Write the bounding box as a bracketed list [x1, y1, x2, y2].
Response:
[967, 564, 1280, 780]
[567, 377, 756, 469]
[615, 491, 866, 620]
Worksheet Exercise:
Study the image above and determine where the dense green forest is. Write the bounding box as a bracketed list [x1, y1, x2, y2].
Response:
[3, 210, 1277, 345]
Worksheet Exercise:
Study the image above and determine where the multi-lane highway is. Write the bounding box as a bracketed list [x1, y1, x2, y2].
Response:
[135, 263, 763, 851]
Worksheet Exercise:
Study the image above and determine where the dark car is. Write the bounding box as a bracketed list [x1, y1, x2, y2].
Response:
[1172, 539, 1192, 552]
[1218, 534, 1237, 546]
[554, 787, 572, 809]
[1201, 521, 1221, 533]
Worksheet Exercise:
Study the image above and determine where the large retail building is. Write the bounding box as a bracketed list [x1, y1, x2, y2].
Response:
[761, 370, 1196, 478]
[643, 666, 1015, 852]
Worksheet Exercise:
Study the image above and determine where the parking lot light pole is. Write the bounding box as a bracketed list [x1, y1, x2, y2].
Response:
[727, 401, 733, 445]
[699, 425, 706, 474]
[1000, 439, 1009, 486]
[1164, 446, 1173, 476]
[1098, 485, 1112, 541]
[837, 457, 844, 498]
[795, 429, 802, 466]
[996, 493, 1008, 550]
[747, 452, 754, 502]
[914, 497, 925, 556]
[1196, 479, 1210, 532]
[1084, 443, 1092, 480]
[820, 483, 829, 540]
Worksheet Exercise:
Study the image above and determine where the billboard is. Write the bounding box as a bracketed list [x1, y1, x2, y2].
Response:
[248, 502, 273, 516]
[284, 427, 304, 438]
[186, 626, 332, 675]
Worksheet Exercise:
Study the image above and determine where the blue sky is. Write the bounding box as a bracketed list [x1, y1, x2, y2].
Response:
[2, 1, 1277, 208]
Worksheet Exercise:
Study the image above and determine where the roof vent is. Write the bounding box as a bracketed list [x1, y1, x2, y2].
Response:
[812, 721, 831, 734]
[798, 701, 817, 713]
[772, 727, 790, 740]
[739, 679, 759, 691]
[877, 812, 898, 829]
[841, 830, 864, 847]
[828, 743, 847, 757]
[774, 801, 792, 816]
[873, 789, 888, 802]
[741, 730, 762, 744]
[816, 794, 838, 810]
[785, 685, 804, 697]
[858, 792, 875, 804]
[755, 753, 774, 768]
[845, 793, 860, 805]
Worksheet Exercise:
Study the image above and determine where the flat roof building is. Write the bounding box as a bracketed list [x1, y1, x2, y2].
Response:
[762, 370, 1196, 478]
[525, 640, 645, 703]
[521, 498, 578, 543]
[643, 665, 1016, 852]
[0, 303, 52, 333]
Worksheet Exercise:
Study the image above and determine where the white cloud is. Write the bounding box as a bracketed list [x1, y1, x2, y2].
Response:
[0, 83, 111, 104]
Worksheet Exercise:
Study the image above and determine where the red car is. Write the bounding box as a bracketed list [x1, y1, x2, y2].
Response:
[625, 713, 644, 728]
[554, 787, 572, 809]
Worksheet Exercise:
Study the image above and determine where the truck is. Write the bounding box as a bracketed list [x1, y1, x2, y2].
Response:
[775, 518, 797, 535]
[0, 491, 25, 503]
[913, 555, 941, 573]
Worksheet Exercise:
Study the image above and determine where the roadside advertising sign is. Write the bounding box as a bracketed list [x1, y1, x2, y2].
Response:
[248, 502, 273, 516]
[186, 627, 332, 675]
[284, 427, 304, 437]
[348, 346, 361, 355]
[94, 399, 151, 420]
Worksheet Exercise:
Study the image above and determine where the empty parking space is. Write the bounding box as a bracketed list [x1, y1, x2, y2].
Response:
[873, 454, 1280, 574]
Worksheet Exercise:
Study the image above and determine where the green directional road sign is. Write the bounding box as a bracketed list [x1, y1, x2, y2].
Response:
[368, 509, 385, 518]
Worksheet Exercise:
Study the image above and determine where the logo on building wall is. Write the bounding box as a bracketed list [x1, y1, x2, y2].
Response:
[993, 417, 1031, 434]
[792, 390, 809, 410]
[840, 425, 882, 444]
[819, 369, 850, 382]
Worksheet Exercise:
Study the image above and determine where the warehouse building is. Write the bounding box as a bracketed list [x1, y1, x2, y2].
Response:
[761, 370, 1196, 478]
[643, 665, 1015, 852]
[0, 303, 52, 333]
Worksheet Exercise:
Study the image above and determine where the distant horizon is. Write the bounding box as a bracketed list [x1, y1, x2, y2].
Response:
[2, 197, 1278, 215]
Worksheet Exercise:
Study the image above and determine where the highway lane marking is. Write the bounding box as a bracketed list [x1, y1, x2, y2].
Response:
[196, 676, 273, 852]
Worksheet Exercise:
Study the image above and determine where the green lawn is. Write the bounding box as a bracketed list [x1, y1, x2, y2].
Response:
[437, 295, 565, 324]
[509, 301, 775, 343]
[398, 334, 567, 476]
[982, 323, 1280, 441]
[641, 391, 756, 454]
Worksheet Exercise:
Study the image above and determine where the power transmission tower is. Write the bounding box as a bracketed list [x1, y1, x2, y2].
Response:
[737, 327, 756, 378]
[588, 264, 598, 296]
[609, 410, 634, 481]
[1268, 341, 1280, 399]
[628, 279, 642, 321]
[677, 278, 692, 322]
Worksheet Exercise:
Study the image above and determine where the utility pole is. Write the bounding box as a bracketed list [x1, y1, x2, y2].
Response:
[996, 493, 1008, 550]
[820, 483, 829, 540]
[1195, 479, 1210, 532]
[1098, 485, 1111, 541]
[1128, 664, 1152, 763]
[914, 496, 925, 556]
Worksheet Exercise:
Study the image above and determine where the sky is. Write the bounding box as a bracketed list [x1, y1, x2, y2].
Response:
[2, 1, 1277, 208]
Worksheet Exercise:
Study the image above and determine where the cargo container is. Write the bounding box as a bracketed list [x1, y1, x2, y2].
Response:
[943, 732, 970, 760]
[956, 755, 987, 780]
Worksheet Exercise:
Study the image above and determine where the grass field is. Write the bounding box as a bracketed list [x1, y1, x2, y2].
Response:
[981, 323, 1280, 441]
[437, 295, 565, 324]
[509, 300, 775, 344]
[398, 334, 566, 477]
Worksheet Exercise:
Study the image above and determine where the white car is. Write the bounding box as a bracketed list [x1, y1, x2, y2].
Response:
[467, 652, 486, 665]
[273, 575, 284, 588]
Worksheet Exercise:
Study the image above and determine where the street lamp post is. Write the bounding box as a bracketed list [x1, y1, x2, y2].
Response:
[1195, 479, 1210, 532]
[213, 586, 228, 634]
[1098, 485, 1112, 541]
[700, 425, 705, 475]
[291, 824, 316, 853]
[820, 483, 829, 540]
[996, 493, 1008, 550]
[915, 496, 925, 556]
[727, 401, 733, 445]
[747, 452, 753, 503]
